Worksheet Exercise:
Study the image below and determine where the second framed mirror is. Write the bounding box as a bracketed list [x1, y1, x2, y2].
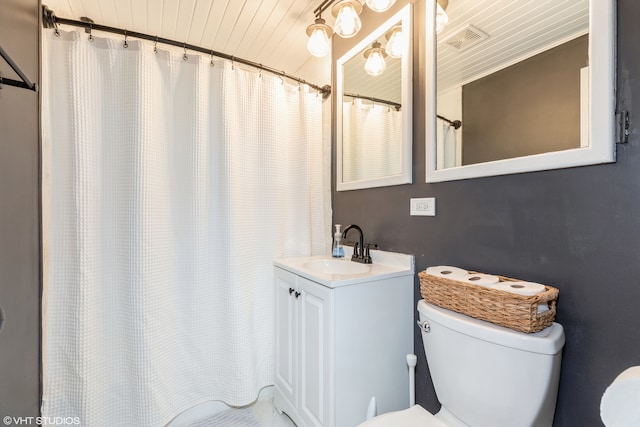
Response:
[336, 3, 413, 191]
[425, 0, 615, 182]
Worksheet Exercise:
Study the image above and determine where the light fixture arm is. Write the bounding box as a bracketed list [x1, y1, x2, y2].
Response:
[313, 0, 402, 19]
[313, 0, 340, 19]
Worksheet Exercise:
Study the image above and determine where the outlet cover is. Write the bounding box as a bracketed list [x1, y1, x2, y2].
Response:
[410, 197, 436, 216]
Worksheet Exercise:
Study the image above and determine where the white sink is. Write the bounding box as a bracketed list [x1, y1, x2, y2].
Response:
[303, 259, 371, 275]
[275, 247, 415, 288]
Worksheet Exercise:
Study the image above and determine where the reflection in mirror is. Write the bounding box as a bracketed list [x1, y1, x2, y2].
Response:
[336, 4, 412, 191]
[425, 0, 616, 182]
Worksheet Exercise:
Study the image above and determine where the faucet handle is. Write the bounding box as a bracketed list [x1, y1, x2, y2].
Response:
[363, 245, 373, 264]
[352, 242, 360, 255]
[351, 242, 365, 262]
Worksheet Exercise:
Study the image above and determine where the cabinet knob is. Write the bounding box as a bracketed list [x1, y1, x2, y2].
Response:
[294, 291, 300, 298]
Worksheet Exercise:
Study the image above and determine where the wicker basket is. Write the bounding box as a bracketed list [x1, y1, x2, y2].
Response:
[419, 270, 559, 333]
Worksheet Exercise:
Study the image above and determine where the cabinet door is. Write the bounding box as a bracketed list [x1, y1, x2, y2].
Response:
[274, 267, 298, 411]
[298, 277, 333, 427]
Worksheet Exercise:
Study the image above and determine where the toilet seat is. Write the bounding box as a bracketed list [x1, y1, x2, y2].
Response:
[358, 405, 448, 427]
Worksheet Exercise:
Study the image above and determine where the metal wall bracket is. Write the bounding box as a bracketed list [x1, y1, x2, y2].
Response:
[0, 46, 37, 92]
[616, 111, 630, 144]
[42, 5, 56, 29]
[321, 84, 331, 100]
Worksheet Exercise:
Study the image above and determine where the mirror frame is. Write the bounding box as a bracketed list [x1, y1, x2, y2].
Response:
[425, 0, 616, 183]
[336, 4, 413, 191]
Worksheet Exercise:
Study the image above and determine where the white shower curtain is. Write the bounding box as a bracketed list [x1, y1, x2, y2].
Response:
[436, 120, 461, 169]
[342, 100, 402, 182]
[41, 30, 330, 426]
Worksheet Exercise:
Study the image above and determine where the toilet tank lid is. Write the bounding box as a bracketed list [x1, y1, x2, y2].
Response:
[418, 300, 565, 355]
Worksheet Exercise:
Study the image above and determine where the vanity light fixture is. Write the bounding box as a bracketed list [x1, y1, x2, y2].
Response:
[384, 25, 404, 58]
[364, 41, 387, 76]
[306, 0, 402, 56]
[365, 0, 396, 13]
[306, 16, 333, 57]
[436, 0, 449, 34]
[332, 0, 363, 38]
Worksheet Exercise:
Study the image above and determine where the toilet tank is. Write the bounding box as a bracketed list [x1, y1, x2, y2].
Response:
[418, 300, 565, 427]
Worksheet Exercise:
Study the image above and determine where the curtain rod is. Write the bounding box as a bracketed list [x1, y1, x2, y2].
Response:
[41, 5, 331, 98]
[0, 45, 37, 91]
[436, 114, 462, 129]
[344, 93, 401, 111]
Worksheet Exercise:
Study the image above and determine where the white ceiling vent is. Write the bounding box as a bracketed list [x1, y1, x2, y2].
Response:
[441, 25, 489, 52]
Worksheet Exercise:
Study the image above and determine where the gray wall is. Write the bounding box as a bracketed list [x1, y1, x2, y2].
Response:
[463, 35, 588, 165]
[333, 0, 639, 425]
[0, 0, 41, 417]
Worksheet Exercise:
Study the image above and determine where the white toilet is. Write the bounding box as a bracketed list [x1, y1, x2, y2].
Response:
[360, 299, 565, 427]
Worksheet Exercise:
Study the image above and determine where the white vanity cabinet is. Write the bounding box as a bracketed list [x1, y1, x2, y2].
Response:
[273, 250, 414, 427]
[274, 267, 332, 427]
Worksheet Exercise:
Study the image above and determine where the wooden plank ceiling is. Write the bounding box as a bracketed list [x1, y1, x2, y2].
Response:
[41, 0, 589, 94]
[437, 0, 589, 92]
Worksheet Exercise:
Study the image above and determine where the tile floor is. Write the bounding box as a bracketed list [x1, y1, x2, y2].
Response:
[248, 397, 296, 427]
[178, 394, 296, 427]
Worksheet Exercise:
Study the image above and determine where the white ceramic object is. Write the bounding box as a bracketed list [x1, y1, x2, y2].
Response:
[274, 246, 414, 288]
[361, 300, 565, 427]
[421, 300, 564, 427]
[302, 258, 371, 275]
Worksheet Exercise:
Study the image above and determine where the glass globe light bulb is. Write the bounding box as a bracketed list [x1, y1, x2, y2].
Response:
[307, 26, 331, 57]
[334, 3, 362, 38]
[365, 0, 396, 13]
[436, 3, 449, 34]
[364, 48, 387, 76]
[385, 28, 404, 58]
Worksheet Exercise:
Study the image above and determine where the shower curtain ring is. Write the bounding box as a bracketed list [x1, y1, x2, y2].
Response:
[154, 36, 158, 54]
[88, 23, 93, 42]
[183, 42, 188, 61]
[210, 50, 215, 66]
[53, 16, 60, 37]
[123, 30, 128, 48]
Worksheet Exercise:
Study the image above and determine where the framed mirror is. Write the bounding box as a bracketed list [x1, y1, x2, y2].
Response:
[425, 0, 616, 183]
[336, 4, 412, 191]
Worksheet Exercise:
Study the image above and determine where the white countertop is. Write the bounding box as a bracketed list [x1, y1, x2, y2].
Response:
[274, 247, 415, 288]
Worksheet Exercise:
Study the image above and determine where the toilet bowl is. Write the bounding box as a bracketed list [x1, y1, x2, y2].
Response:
[360, 300, 565, 427]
